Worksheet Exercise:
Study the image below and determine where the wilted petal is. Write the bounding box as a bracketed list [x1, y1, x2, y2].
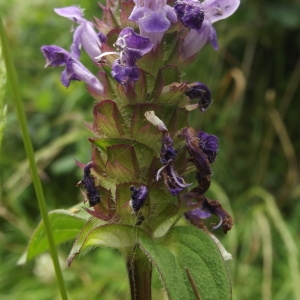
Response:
[181, 127, 211, 176]
[129, 185, 148, 212]
[157, 132, 191, 196]
[183, 193, 233, 233]
[144, 110, 168, 132]
[186, 82, 213, 112]
[202, 198, 233, 233]
[209, 233, 233, 260]
[159, 164, 189, 196]
[198, 131, 219, 163]
[77, 162, 101, 207]
[160, 133, 177, 164]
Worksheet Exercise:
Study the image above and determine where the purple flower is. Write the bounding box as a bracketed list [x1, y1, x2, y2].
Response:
[157, 133, 191, 196]
[129, 0, 177, 47]
[129, 185, 148, 212]
[185, 82, 212, 112]
[111, 59, 140, 84]
[78, 162, 101, 207]
[198, 131, 219, 163]
[41, 45, 103, 93]
[174, 0, 240, 57]
[54, 6, 102, 61]
[184, 195, 233, 233]
[111, 27, 154, 84]
[181, 127, 211, 175]
[174, 0, 205, 30]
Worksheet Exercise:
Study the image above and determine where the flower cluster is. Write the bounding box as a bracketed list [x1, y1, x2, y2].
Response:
[42, 0, 239, 259]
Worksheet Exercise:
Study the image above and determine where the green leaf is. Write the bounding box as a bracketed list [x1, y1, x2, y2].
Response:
[24, 208, 89, 262]
[67, 223, 144, 266]
[138, 233, 191, 300]
[138, 226, 232, 300]
[163, 226, 232, 300]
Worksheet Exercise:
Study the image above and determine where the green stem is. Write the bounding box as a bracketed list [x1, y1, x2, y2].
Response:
[127, 245, 152, 300]
[0, 16, 68, 300]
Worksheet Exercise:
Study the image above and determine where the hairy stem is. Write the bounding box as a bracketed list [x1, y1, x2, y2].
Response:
[127, 245, 152, 300]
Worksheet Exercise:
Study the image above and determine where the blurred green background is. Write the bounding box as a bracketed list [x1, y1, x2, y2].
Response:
[0, 0, 299, 299]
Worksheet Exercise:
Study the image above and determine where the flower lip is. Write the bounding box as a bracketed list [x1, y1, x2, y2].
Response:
[41, 45, 103, 93]
[109, 27, 154, 85]
[54, 6, 102, 61]
[128, 1, 178, 47]
[54, 6, 84, 22]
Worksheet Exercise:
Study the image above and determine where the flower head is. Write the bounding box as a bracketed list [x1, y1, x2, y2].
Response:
[54, 6, 102, 61]
[41, 45, 103, 93]
[129, 0, 177, 47]
[186, 82, 212, 112]
[174, 0, 240, 57]
[198, 131, 219, 163]
[110, 27, 154, 84]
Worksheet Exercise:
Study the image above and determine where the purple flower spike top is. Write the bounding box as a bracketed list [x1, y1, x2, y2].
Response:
[54, 6, 102, 62]
[175, 0, 240, 57]
[129, 0, 177, 47]
[111, 27, 154, 84]
[41, 45, 103, 93]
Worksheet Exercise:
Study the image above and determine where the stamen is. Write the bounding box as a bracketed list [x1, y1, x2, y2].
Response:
[94, 51, 119, 62]
[212, 216, 223, 230]
[114, 33, 131, 50]
[170, 166, 192, 188]
[156, 162, 169, 181]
